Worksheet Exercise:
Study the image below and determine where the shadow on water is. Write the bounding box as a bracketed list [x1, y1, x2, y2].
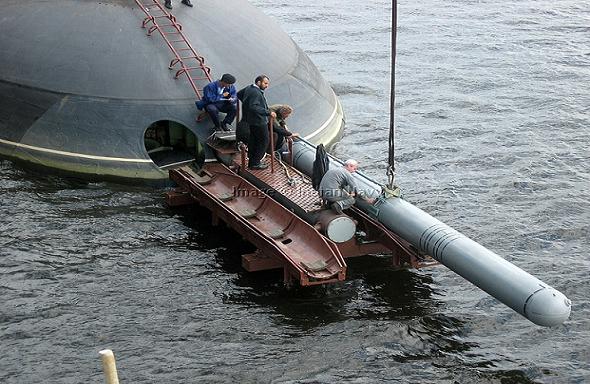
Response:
[173, 204, 470, 336]
[181, 208, 492, 368]
[345, 256, 440, 320]
[236, 257, 454, 332]
[1, 159, 159, 197]
[0, 160, 90, 191]
[450, 364, 548, 384]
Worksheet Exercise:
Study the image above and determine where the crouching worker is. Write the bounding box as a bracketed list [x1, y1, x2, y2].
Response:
[268, 104, 298, 152]
[319, 159, 373, 214]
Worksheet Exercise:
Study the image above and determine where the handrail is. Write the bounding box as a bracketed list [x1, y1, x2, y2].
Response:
[133, 0, 213, 99]
[268, 115, 275, 173]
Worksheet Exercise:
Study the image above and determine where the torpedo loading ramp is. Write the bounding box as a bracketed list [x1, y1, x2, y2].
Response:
[236, 151, 437, 269]
[169, 163, 346, 286]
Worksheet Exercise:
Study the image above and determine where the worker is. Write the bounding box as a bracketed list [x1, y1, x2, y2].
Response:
[196, 73, 238, 132]
[268, 104, 298, 152]
[319, 159, 373, 214]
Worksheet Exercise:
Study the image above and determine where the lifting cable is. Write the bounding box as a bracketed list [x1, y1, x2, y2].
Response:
[385, 0, 400, 196]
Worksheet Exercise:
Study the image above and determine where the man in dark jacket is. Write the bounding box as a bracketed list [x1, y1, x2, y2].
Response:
[237, 75, 276, 170]
[197, 73, 237, 132]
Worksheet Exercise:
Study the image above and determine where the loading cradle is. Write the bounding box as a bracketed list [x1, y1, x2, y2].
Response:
[166, 151, 436, 286]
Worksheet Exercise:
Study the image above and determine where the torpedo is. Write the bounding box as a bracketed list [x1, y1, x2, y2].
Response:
[290, 139, 572, 327]
[164, 130, 571, 327]
[0, 0, 344, 182]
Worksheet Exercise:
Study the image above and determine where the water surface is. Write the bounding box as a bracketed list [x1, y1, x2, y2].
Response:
[1, 0, 589, 382]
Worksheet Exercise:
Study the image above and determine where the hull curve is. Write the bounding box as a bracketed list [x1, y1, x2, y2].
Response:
[0, 0, 344, 182]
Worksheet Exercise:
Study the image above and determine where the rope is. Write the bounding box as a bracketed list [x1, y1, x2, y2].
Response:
[273, 151, 310, 186]
[274, 152, 292, 181]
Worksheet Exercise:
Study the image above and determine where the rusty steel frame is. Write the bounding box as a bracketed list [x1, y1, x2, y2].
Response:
[170, 164, 347, 286]
[166, 160, 437, 277]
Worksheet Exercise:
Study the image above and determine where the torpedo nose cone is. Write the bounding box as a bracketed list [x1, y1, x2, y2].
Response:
[524, 288, 571, 327]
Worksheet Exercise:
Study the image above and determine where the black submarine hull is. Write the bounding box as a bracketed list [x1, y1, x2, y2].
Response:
[0, 0, 344, 183]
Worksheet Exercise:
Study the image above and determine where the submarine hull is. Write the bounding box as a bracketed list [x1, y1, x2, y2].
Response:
[0, 0, 344, 183]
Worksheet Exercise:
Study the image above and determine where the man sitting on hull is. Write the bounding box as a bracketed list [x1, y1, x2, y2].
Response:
[197, 73, 238, 132]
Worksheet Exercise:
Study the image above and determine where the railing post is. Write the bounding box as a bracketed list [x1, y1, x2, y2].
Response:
[268, 115, 275, 173]
[98, 349, 120, 384]
[287, 137, 294, 166]
[239, 142, 247, 171]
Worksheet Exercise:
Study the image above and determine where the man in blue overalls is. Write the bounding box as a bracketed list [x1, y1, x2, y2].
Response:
[197, 73, 238, 132]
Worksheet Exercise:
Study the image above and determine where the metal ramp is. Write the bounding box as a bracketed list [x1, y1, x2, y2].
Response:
[133, 0, 212, 98]
[169, 164, 347, 286]
[239, 156, 323, 214]
[235, 152, 437, 267]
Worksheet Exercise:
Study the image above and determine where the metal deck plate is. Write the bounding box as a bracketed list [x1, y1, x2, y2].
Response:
[239, 158, 321, 212]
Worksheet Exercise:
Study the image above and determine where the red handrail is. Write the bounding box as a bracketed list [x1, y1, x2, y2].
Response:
[133, 0, 213, 99]
[268, 115, 275, 173]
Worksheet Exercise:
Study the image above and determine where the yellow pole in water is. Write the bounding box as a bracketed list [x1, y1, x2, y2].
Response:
[99, 349, 120, 384]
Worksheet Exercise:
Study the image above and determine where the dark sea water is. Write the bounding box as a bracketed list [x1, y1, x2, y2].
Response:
[1, 0, 589, 383]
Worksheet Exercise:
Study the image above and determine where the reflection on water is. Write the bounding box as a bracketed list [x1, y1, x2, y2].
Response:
[179, 206, 435, 329]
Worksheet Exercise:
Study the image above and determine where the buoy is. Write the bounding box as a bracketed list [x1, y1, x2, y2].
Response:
[98, 349, 120, 384]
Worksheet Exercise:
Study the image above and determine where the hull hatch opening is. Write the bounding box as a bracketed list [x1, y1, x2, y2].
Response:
[144, 120, 202, 169]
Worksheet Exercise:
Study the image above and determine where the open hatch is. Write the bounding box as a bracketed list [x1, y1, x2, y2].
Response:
[144, 120, 202, 169]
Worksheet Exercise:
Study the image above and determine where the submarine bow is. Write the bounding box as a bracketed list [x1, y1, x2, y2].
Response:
[0, 0, 344, 182]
